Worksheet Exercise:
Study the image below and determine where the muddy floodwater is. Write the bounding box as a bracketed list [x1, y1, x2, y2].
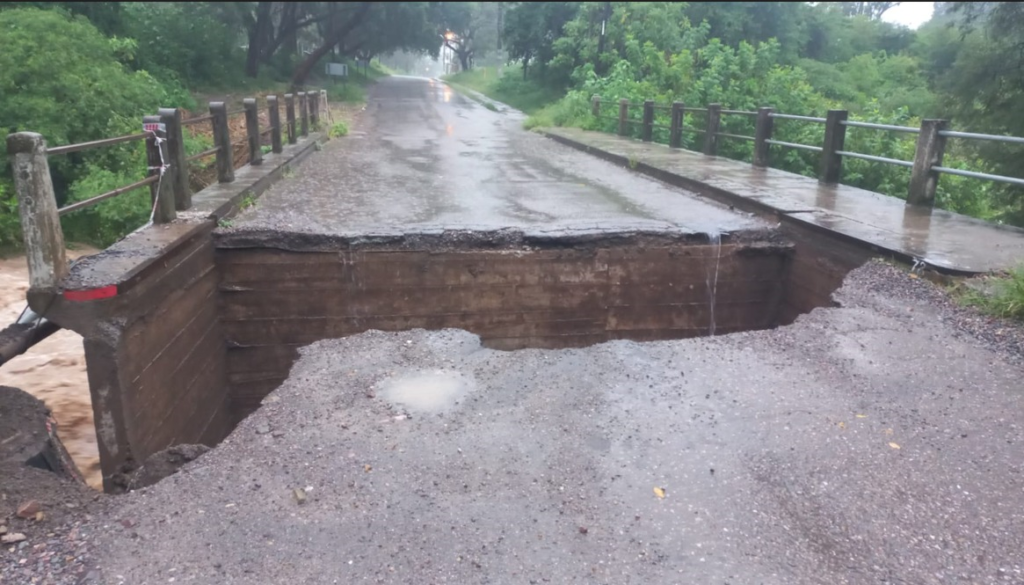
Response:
[1, 250, 101, 489]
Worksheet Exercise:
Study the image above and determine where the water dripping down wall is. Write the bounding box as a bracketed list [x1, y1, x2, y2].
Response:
[216, 231, 821, 421]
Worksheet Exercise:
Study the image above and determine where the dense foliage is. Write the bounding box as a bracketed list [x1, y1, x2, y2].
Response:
[3, 1, 1024, 250]
[0, 2, 446, 248]
[498, 1, 1024, 225]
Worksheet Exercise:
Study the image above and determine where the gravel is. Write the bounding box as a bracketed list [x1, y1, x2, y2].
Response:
[5, 259, 1024, 584]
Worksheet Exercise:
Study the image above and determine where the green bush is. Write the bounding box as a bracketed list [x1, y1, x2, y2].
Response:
[962, 267, 1024, 322]
[0, 181, 21, 251]
[121, 2, 241, 91]
[0, 7, 192, 247]
[329, 121, 349, 138]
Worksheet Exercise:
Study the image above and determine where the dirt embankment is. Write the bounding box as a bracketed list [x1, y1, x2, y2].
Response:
[0, 250, 101, 490]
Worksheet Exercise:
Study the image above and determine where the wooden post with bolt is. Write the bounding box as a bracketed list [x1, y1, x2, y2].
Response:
[243, 98, 263, 166]
[669, 102, 684, 149]
[143, 115, 177, 224]
[703, 104, 721, 156]
[819, 109, 848, 184]
[268, 96, 283, 154]
[907, 119, 949, 206]
[753, 107, 774, 168]
[6, 132, 68, 291]
[209, 102, 234, 183]
[642, 100, 654, 142]
[159, 108, 190, 210]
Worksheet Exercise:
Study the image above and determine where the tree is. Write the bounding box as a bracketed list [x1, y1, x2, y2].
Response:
[0, 7, 189, 245]
[290, 2, 373, 88]
[439, 2, 501, 72]
[121, 2, 242, 87]
[838, 2, 900, 20]
[503, 1, 579, 80]
[684, 2, 810, 64]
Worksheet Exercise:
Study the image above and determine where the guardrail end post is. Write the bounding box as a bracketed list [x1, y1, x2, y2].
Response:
[669, 102, 684, 149]
[268, 96, 283, 154]
[908, 119, 949, 206]
[209, 102, 235, 183]
[642, 100, 654, 142]
[753, 107, 775, 168]
[618, 99, 629, 137]
[6, 132, 68, 291]
[158, 107, 191, 210]
[592, 96, 601, 118]
[143, 115, 177, 224]
[703, 104, 722, 156]
[243, 98, 263, 166]
[819, 109, 848, 184]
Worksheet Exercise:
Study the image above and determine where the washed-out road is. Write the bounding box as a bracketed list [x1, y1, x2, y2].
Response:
[78, 77, 1024, 584]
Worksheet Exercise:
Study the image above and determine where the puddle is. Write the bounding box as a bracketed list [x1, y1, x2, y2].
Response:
[377, 369, 476, 414]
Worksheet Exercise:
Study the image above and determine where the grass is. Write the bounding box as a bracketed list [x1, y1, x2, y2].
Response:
[329, 121, 349, 138]
[957, 267, 1024, 321]
[443, 65, 563, 115]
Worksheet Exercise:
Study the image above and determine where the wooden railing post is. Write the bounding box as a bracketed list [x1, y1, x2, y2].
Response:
[243, 98, 263, 166]
[669, 102, 684, 148]
[298, 92, 309, 137]
[819, 109, 848, 184]
[753, 107, 775, 168]
[642, 100, 654, 142]
[158, 107, 190, 210]
[908, 119, 949, 206]
[143, 115, 177, 224]
[618, 99, 629, 136]
[309, 93, 320, 131]
[6, 132, 68, 290]
[285, 94, 297, 145]
[209, 102, 234, 183]
[703, 104, 722, 156]
[268, 95, 283, 154]
[592, 96, 600, 117]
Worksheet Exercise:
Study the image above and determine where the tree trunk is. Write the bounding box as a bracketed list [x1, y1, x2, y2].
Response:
[458, 50, 471, 72]
[245, 2, 274, 78]
[522, 57, 529, 79]
[291, 2, 373, 89]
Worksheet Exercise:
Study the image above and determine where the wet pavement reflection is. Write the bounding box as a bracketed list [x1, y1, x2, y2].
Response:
[233, 76, 765, 239]
[545, 127, 1024, 273]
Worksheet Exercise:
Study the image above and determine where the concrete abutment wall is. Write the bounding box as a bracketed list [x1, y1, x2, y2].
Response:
[216, 237, 796, 419]
[58, 226, 865, 492]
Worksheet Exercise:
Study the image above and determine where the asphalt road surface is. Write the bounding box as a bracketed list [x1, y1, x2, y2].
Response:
[87, 262, 1024, 584]
[231, 76, 764, 237]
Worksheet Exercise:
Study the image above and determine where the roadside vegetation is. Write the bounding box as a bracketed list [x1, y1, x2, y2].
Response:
[958, 268, 1024, 322]
[0, 2, 435, 252]
[441, 2, 1024, 228]
[4, 2, 1024, 251]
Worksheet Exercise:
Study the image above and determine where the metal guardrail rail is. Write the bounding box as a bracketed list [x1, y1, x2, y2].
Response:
[590, 95, 1024, 206]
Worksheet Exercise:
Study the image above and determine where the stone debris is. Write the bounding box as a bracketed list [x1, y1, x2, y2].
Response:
[16, 500, 41, 519]
[1, 532, 27, 544]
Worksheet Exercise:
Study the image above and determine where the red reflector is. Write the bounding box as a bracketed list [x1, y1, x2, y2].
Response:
[63, 285, 118, 301]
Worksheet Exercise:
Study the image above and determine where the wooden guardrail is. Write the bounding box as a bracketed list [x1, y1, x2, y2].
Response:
[5, 90, 327, 293]
[592, 96, 1024, 207]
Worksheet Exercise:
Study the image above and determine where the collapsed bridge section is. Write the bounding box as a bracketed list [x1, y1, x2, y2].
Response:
[34, 221, 861, 492]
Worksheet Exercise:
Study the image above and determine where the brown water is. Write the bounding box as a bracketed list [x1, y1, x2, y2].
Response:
[0, 250, 101, 489]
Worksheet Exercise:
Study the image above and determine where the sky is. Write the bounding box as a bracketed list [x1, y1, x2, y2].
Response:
[881, 2, 935, 29]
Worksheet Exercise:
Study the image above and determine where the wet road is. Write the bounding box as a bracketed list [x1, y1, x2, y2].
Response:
[232, 76, 764, 237]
